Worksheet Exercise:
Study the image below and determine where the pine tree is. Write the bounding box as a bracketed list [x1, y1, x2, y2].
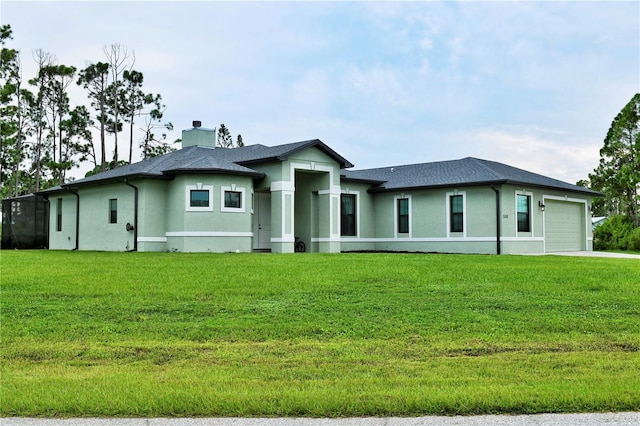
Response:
[589, 93, 640, 227]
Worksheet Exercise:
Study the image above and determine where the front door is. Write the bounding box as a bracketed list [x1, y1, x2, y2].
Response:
[253, 192, 271, 250]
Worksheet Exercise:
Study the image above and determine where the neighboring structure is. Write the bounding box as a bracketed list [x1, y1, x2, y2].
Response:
[39, 124, 600, 254]
[592, 216, 607, 230]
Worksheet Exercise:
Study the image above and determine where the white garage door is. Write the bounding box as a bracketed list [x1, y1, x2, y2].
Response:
[544, 200, 585, 252]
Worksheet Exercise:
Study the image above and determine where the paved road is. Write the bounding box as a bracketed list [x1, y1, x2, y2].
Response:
[4, 413, 640, 426]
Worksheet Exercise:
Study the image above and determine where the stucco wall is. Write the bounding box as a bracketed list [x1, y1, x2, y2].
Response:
[48, 192, 77, 250]
[339, 184, 595, 255]
[165, 174, 254, 252]
[76, 183, 137, 251]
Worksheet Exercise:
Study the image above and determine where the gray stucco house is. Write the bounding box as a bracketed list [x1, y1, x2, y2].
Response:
[41, 125, 600, 254]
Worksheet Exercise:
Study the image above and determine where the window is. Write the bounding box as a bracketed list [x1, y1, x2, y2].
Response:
[190, 190, 210, 207]
[450, 194, 463, 233]
[221, 186, 246, 212]
[56, 198, 62, 232]
[224, 191, 242, 208]
[340, 193, 357, 236]
[185, 184, 214, 211]
[397, 197, 409, 234]
[517, 194, 531, 232]
[109, 199, 117, 224]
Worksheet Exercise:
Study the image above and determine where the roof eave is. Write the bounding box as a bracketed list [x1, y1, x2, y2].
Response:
[60, 173, 170, 190]
[368, 180, 509, 193]
[367, 179, 603, 196]
[340, 175, 387, 185]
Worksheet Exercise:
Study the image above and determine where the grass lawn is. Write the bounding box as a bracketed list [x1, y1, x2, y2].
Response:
[1, 251, 639, 417]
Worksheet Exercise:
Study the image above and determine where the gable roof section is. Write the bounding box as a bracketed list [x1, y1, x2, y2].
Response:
[341, 157, 601, 196]
[209, 139, 354, 169]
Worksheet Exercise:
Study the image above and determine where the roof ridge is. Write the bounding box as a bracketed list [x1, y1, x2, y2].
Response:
[466, 157, 506, 180]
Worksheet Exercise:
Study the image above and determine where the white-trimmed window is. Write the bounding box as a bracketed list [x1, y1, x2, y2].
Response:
[221, 185, 246, 212]
[340, 189, 360, 237]
[186, 184, 214, 211]
[446, 191, 466, 236]
[394, 194, 411, 236]
[516, 191, 532, 233]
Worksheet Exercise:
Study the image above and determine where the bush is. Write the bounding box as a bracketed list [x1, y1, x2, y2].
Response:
[593, 215, 640, 250]
[627, 226, 640, 250]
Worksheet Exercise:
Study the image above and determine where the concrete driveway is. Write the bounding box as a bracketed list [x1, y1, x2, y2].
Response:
[4, 413, 640, 426]
[548, 251, 640, 259]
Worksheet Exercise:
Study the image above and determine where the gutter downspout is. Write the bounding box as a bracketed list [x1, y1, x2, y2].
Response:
[42, 197, 50, 249]
[70, 189, 80, 250]
[124, 180, 138, 252]
[491, 185, 501, 255]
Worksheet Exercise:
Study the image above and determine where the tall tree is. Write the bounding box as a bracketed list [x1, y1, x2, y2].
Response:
[121, 69, 146, 163]
[103, 44, 132, 168]
[589, 93, 640, 227]
[236, 134, 244, 147]
[27, 49, 56, 192]
[59, 105, 93, 183]
[216, 123, 233, 148]
[0, 24, 26, 197]
[140, 94, 174, 159]
[77, 62, 110, 172]
[41, 64, 76, 185]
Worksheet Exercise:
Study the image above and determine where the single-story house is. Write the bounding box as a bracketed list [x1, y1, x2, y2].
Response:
[39, 124, 601, 254]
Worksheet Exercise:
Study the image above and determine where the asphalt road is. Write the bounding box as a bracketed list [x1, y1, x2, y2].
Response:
[4, 413, 640, 426]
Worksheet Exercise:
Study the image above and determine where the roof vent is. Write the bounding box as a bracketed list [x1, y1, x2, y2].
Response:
[192, 120, 202, 128]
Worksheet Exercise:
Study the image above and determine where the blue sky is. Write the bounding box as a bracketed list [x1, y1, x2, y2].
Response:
[3, 1, 639, 184]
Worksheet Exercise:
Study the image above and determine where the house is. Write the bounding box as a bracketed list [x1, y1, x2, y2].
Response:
[39, 124, 600, 254]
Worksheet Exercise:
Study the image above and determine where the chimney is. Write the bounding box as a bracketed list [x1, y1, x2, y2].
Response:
[181, 121, 217, 148]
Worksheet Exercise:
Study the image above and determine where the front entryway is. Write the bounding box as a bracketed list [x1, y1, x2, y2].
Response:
[253, 192, 271, 250]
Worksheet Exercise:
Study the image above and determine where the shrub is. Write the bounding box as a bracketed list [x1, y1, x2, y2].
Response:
[627, 226, 640, 250]
[593, 215, 639, 250]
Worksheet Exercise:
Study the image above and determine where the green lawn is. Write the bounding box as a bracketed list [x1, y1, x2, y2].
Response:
[1, 251, 639, 417]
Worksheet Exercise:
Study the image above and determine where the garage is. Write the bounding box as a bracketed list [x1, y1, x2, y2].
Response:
[544, 199, 586, 252]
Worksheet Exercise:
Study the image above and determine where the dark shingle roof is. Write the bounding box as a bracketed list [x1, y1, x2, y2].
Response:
[207, 139, 354, 168]
[62, 146, 264, 188]
[57, 139, 352, 189]
[341, 157, 600, 195]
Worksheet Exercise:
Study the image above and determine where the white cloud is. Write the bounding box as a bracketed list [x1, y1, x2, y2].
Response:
[2, 0, 637, 184]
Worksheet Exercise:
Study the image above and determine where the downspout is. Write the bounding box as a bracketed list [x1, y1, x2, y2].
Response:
[42, 197, 50, 249]
[69, 189, 80, 250]
[490, 185, 501, 255]
[124, 180, 138, 252]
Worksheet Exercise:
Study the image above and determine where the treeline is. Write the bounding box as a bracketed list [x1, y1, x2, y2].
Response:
[580, 93, 640, 250]
[0, 24, 174, 199]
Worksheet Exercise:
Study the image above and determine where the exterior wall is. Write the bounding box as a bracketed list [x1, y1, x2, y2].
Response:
[339, 181, 376, 251]
[47, 192, 77, 250]
[339, 183, 595, 255]
[165, 174, 254, 252]
[137, 179, 169, 252]
[76, 183, 137, 251]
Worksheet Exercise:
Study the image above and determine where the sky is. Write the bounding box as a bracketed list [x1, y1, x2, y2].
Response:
[2, 0, 639, 184]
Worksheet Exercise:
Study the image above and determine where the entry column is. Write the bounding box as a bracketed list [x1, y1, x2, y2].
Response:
[317, 187, 341, 253]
